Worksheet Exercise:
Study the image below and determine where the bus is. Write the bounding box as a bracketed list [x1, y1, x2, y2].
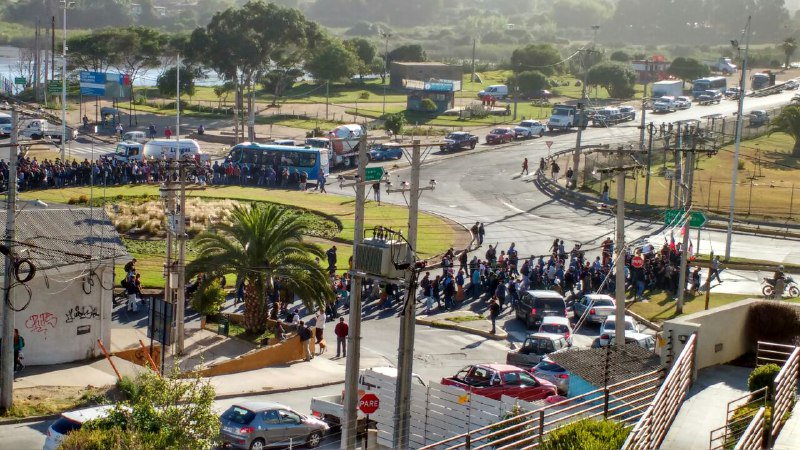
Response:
[225, 143, 329, 182]
[692, 77, 727, 98]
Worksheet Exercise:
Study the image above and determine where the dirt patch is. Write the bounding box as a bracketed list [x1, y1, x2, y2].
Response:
[2, 385, 116, 419]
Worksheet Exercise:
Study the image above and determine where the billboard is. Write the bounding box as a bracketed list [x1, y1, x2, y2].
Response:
[80, 71, 106, 95]
[80, 71, 131, 98]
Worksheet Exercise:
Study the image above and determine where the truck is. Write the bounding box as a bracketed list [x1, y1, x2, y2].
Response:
[751, 71, 776, 91]
[310, 367, 426, 429]
[650, 80, 683, 99]
[20, 118, 77, 143]
[705, 57, 737, 74]
[304, 124, 363, 169]
[546, 104, 588, 131]
[441, 364, 558, 402]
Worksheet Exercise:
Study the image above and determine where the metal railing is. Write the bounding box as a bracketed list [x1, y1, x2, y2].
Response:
[734, 407, 766, 450]
[756, 341, 796, 367]
[621, 333, 696, 450]
[708, 387, 768, 450]
[418, 368, 664, 450]
[770, 346, 800, 446]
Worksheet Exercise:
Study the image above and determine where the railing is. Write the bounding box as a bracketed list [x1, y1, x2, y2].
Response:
[621, 333, 697, 450]
[708, 387, 768, 450]
[770, 346, 800, 446]
[734, 407, 766, 450]
[418, 368, 664, 450]
[756, 341, 795, 367]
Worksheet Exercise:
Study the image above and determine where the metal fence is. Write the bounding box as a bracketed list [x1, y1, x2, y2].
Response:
[770, 346, 800, 446]
[756, 341, 796, 367]
[734, 407, 766, 450]
[708, 387, 768, 450]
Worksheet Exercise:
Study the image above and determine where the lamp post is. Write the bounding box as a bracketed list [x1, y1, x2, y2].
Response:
[60, 1, 74, 163]
[381, 31, 392, 115]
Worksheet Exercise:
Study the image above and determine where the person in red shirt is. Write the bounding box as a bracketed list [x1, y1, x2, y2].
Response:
[165, 127, 172, 139]
[334, 317, 348, 358]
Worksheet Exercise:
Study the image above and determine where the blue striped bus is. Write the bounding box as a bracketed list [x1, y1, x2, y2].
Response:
[692, 77, 727, 98]
[225, 143, 330, 181]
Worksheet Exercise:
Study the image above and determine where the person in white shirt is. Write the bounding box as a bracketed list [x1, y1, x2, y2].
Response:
[314, 310, 326, 355]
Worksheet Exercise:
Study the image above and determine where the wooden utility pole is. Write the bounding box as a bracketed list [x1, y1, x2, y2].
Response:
[1, 110, 19, 412]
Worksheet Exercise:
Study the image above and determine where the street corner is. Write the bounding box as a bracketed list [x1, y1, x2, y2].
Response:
[415, 311, 508, 340]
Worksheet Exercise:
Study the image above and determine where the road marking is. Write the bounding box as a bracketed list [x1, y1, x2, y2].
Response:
[498, 198, 543, 220]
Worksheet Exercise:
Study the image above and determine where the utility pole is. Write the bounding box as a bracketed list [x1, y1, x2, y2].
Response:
[175, 162, 187, 354]
[34, 19, 40, 101]
[725, 16, 751, 262]
[571, 25, 599, 188]
[51, 16, 55, 81]
[341, 132, 368, 450]
[381, 31, 391, 115]
[639, 80, 648, 149]
[644, 123, 654, 207]
[471, 37, 476, 83]
[60, 1, 68, 163]
[673, 122, 682, 207]
[325, 80, 330, 122]
[1, 109, 19, 412]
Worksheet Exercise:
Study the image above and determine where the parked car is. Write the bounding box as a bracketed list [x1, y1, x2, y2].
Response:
[514, 120, 546, 139]
[506, 332, 569, 368]
[652, 96, 676, 113]
[785, 80, 799, 90]
[573, 294, 616, 325]
[531, 358, 570, 395]
[538, 316, 573, 346]
[618, 105, 637, 121]
[591, 107, 622, 127]
[675, 96, 692, 109]
[0, 113, 11, 137]
[696, 90, 723, 105]
[44, 405, 116, 450]
[516, 290, 567, 328]
[749, 110, 770, 127]
[440, 131, 478, 151]
[122, 130, 148, 144]
[219, 401, 328, 449]
[441, 364, 558, 402]
[598, 315, 640, 347]
[515, 290, 567, 328]
[725, 87, 742, 99]
[368, 143, 403, 161]
[486, 128, 515, 144]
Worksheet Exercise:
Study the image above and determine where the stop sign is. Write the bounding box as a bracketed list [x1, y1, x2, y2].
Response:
[632, 255, 644, 269]
[359, 393, 380, 414]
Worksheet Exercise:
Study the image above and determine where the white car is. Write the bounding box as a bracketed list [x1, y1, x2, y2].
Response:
[44, 405, 115, 450]
[675, 96, 692, 109]
[538, 316, 573, 346]
[598, 315, 640, 347]
[513, 120, 546, 139]
[652, 96, 676, 113]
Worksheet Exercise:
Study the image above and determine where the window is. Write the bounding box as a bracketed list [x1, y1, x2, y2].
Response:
[228, 147, 242, 163]
[279, 410, 301, 424]
[517, 372, 539, 386]
[221, 406, 255, 425]
[503, 372, 521, 385]
[263, 409, 281, 424]
[540, 324, 567, 334]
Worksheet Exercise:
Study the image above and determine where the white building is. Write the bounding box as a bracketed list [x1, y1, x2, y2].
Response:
[0, 206, 128, 366]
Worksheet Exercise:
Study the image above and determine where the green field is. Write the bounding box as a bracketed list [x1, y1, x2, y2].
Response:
[628, 292, 753, 323]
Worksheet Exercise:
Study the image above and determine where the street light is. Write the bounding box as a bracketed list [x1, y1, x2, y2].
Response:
[60, 1, 75, 163]
[381, 31, 392, 115]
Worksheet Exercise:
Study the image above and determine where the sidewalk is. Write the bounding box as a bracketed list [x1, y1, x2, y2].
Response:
[774, 400, 800, 449]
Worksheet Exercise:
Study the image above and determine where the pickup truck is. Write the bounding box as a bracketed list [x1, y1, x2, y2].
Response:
[310, 367, 426, 428]
[441, 364, 557, 402]
[506, 333, 568, 369]
[20, 119, 77, 142]
[591, 107, 623, 127]
[440, 131, 478, 151]
[513, 120, 546, 139]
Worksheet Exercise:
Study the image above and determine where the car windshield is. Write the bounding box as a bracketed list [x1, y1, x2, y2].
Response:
[593, 299, 614, 307]
[491, 129, 506, 134]
[540, 324, 568, 334]
[604, 320, 634, 331]
[536, 361, 565, 372]
[221, 406, 255, 425]
[446, 133, 462, 140]
[0, 117, 10, 125]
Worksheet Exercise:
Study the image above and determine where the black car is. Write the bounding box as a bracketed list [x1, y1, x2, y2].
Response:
[515, 290, 567, 328]
[440, 132, 478, 152]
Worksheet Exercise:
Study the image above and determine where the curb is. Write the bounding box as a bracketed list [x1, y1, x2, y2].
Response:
[415, 316, 508, 341]
[0, 412, 61, 425]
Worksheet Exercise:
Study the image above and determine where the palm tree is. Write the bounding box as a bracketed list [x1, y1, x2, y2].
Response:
[781, 37, 798, 69]
[187, 203, 333, 334]
[769, 105, 800, 157]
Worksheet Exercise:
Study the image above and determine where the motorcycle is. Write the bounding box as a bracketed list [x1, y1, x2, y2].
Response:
[762, 276, 800, 298]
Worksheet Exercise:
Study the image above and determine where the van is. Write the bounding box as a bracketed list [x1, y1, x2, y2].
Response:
[478, 84, 509, 99]
[143, 139, 208, 162]
[515, 290, 567, 328]
[122, 131, 147, 144]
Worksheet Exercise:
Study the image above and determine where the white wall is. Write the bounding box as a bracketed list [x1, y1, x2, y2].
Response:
[2, 264, 112, 366]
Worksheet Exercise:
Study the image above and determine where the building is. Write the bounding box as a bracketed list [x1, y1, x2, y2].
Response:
[631, 55, 671, 83]
[0, 205, 127, 366]
[389, 62, 462, 90]
[390, 62, 463, 113]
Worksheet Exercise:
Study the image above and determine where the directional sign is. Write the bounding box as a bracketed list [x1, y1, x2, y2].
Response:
[359, 393, 380, 414]
[664, 209, 707, 228]
[80, 71, 107, 96]
[364, 166, 385, 182]
[47, 81, 61, 94]
[14, 77, 26, 85]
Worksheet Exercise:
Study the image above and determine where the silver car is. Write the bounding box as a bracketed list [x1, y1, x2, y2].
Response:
[573, 294, 616, 325]
[219, 401, 328, 449]
[532, 358, 570, 395]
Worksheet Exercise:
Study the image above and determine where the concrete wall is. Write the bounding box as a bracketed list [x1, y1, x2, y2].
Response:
[195, 335, 304, 377]
[3, 265, 113, 366]
[662, 298, 800, 371]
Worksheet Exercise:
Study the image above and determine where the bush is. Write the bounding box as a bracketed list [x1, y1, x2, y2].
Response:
[748, 364, 781, 396]
[420, 98, 438, 112]
[738, 160, 746, 170]
[117, 376, 144, 402]
[490, 404, 536, 444]
[359, 91, 370, 100]
[191, 280, 226, 317]
[306, 127, 326, 138]
[383, 112, 406, 134]
[746, 303, 800, 344]
[541, 419, 630, 450]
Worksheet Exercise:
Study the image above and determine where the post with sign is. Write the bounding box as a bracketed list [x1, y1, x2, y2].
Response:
[545, 140, 553, 157]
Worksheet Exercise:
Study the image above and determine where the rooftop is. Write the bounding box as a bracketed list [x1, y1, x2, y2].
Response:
[548, 344, 663, 387]
[392, 61, 457, 67]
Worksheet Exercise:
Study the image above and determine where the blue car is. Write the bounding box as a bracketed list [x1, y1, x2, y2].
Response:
[368, 143, 403, 161]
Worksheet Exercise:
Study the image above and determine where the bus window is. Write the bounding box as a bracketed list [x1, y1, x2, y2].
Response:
[243, 149, 258, 164]
[297, 153, 317, 168]
[228, 146, 242, 163]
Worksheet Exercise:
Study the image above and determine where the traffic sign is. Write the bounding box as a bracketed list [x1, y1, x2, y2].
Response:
[364, 166, 385, 182]
[631, 255, 644, 269]
[14, 77, 26, 85]
[545, 141, 553, 149]
[359, 393, 380, 414]
[664, 209, 707, 228]
[47, 81, 61, 94]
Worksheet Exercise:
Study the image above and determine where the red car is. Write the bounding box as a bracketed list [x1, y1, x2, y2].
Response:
[440, 364, 558, 402]
[486, 128, 515, 144]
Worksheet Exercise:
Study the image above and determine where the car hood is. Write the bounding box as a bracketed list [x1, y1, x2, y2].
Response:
[442, 139, 456, 144]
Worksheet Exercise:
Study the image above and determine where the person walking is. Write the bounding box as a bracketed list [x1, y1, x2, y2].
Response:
[164, 127, 172, 139]
[478, 223, 485, 246]
[373, 182, 381, 205]
[709, 255, 723, 284]
[298, 321, 314, 361]
[602, 182, 610, 202]
[489, 298, 500, 334]
[326, 246, 337, 273]
[550, 160, 560, 182]
[334, 317, 348, 358]
[314, 309, 326, 355]
[521, 158, 529, 176]
[317, 168, 327, 193]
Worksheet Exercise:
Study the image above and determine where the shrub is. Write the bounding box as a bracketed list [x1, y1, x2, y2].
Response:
[541, 419, 630, 450]
[746, 303, 800, 344]
[738, 160, 746, 170]
[748, 364, 781, 396]
[191, 280, 227, 317]
[420, 98, 438, 112]
[490, 404, 535, 444]
[359, 91, 370, 100]
[117, 375, 144, 402]
[383, 112, 406, 134]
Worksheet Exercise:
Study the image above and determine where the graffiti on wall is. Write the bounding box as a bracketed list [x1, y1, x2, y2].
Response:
[65, 305, 100, 323]
[25, 312, 58, 337]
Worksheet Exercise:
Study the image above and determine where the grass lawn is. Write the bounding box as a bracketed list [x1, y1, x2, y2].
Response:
[628, 291, 753, 323]
[2, 386, 111, 419]
[585, 132, 800, 222]
[445, 315, 485, 323]
[205, 319, 274, 345]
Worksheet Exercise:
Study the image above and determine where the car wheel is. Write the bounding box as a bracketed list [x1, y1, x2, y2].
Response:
[307, 431, 323, 448]
[249, 438, 266, 450]
[470, 142, 476, 149]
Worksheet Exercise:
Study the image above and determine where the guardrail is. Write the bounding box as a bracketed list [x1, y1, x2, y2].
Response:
[734, 406, 766, 450]
[621, 333, 696, 450]
[770, 346, 800, 446]
[756, 341, 796, 367]
[708, 387, 768, 450]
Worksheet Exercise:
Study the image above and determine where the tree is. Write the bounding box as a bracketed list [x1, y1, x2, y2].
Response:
[610, 51, 631, 62]
[187, 203, 333, 334]
[59, 369, 218, 450]
[587, 61, 636, 98]
[768, 105, 800, 157]
[383, 112, 405, 134]
[667, 57, 710, 86]
[509, 70, 547, 98]
[345, 37, 378, 80]
[388, 44, 426, 63]
[510, 44, 562, 75]
[157, 66, 197, 99]
[781, 37, 798, 69]
[305, 40, 359, 83]
[66, 31, 123, 72]
[261, 68, 303, 105]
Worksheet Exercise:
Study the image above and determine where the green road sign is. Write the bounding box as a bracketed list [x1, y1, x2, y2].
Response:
[664, 209, 707, 228]
[14, 77, 26, 85]
[364, 166, 385, 182]
[47, 81, 62, 94]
